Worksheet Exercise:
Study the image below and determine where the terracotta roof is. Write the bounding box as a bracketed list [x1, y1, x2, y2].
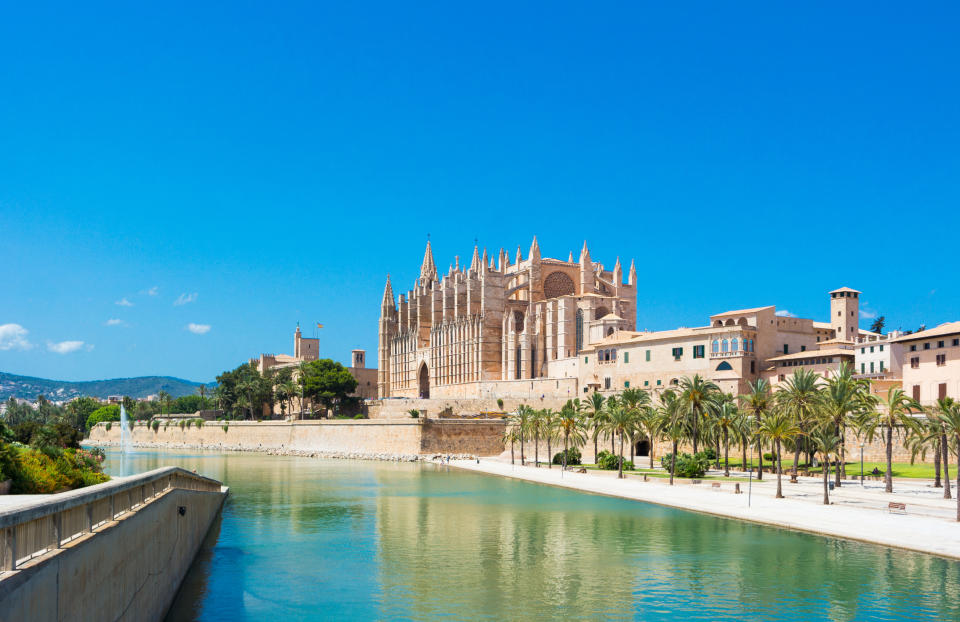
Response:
[891, 322, 960, 343]
[829, 286, 862, 294]
[599, 314, 624, 321]
[710, 306, 775, 318]
[767, 347, 856, 362]
[812, 321, 834, 330]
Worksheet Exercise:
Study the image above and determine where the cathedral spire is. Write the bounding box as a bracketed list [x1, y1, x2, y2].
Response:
[470, 243, 481, 272]
[567, 250, 574, 263]
[579, 240, 591, 264]
[529, 236, 541, 261]
[498, 248, 507, 270]
[628, 258, 637, 286]
[419, 239, 437, 281]
[481, 248, 489, 273]
[515, 245, 523, 265]
[613, 257, 623, 284]
[381, 274, 395, 309]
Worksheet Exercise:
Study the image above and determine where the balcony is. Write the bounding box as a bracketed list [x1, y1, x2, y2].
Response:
[709, 350, 755, 359]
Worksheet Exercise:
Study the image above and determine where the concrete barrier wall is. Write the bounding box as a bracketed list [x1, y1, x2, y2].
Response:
[0, 486, 226, 622]
[89, 419, 507, 457]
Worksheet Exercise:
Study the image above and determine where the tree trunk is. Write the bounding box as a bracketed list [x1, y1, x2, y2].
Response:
[934, 439, 942, 488]
[839, 423, 847, 480]
[594, 435, 598, 465]
[792, 446, 800, 478]
[510, 440, 515, 465]
[723, 428, 730, 477]
[563, 432, 568, 471]
[741, 442, 747, 475]
[835, 424, 843, 488]
[520, 431, 525, 466]
[756, 413, 763, 480]
[618, 434, 625, 479]
[715, 438, 721, 470]
[942, 430, 952, 499]
[692, 415, 699, 455]
[547, 435, 552, 469]
[535, 431, 540, 467]
[630, 435, 635, 464]
[650, 435, 655, 469]
[775, 439, 784, 498]
[670, 440, 677, 485]
[822, 451, 830, 505]
[885, 424, 893, 493]
[955, 435, 960, 523]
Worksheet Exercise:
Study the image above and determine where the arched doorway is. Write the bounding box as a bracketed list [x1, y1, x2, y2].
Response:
[635, 439, 650, 457]
[418, 363, 430, 399]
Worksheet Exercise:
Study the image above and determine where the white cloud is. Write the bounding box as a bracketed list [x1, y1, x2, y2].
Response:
[186, 323, 211, 335]
[145, 286, 159, 296]
[860, 309, 877, 320]
[0, 323, 32, 350]
[116, 297, 134, 307]
[105, 318, 124, 326]
[174, 292, 198, 306]
[47, 340, 87, 354]
[775, 309, 797, 318]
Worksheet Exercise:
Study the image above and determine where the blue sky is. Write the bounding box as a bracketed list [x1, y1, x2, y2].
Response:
[1, 3, 958, 382]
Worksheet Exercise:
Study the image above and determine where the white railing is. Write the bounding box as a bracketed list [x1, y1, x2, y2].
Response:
[0, 467, 222, 572]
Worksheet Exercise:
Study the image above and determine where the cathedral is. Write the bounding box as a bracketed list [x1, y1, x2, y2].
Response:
[378, 238, 637, 399]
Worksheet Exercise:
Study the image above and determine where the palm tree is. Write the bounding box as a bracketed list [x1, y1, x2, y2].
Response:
[556, 400, 587, 471]
[734, 410, 752, 474]
[196, 384, 207, 409]
[822, 363, 864, 486]
[776, 368, 824, 478]
[621, 387, 651, 463]
[157, 390, 171, 415]
[934, 398, 956, 499]
[542, 408, 558, 468]
[740, 379, 772, 480]
[502, 424, 520, 465]
[584, 392, 606, 463]
[934, 399, 960, 522]
[863, 387, 921, 493]
[757, 411, 801, 499]
[657, 391, 686, 486]
[598, 402, 636, 478]
[530, 408, 549, 467]
[511, 405, 535, 466]
[636, 406, 660, 469]
[714, 401, 739, 477]
[678, 375, 721, 454]
[809, 425, 841, 505]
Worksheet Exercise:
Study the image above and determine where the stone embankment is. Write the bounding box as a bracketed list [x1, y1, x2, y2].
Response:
[87, 439, 478, 463]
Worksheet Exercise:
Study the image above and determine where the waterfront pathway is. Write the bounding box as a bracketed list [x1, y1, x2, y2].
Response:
[451, 458, 960, 560]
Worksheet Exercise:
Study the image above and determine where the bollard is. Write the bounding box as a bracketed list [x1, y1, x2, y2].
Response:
[734, 483, 742, 494]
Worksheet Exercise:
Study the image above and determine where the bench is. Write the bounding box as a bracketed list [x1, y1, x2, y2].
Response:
[711, 482, 721, 491]
[888, 502, 906, 514]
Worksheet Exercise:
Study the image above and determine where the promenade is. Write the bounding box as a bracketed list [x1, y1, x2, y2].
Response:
[451, 458, 960, 561]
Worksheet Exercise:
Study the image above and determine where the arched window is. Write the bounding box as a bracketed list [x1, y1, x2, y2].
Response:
[575, 309, 583, 354]
[722, 339, 729, 353]
[731, 338, 739, 352]
[716, 361, 733, 371]
[712, 339, 719, 353]
[749, 339, 754, 352]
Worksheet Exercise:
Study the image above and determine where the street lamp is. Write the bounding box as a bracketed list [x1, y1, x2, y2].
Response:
[860, 443, 863, 488]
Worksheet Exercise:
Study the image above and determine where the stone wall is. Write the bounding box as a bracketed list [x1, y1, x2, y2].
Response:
[0, 486, 225, 622]
[89, 419, 507, 457]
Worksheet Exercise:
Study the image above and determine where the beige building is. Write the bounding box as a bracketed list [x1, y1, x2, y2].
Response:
[250, 325, 378, 400]
[378, 238, 637, 399]
[894, 322, 960, 405]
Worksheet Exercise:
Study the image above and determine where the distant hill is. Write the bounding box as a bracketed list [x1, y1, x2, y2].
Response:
[0, 371, 214, 402]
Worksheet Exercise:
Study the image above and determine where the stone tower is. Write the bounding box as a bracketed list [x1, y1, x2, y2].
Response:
[377, 275, 396, 398]
[829, 287, 860, 342]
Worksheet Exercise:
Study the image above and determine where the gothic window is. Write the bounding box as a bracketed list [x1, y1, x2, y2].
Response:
[716, 361, 733, 371]
[514, 311, 524, 334]
[712, 339, 719, 353]
[543, 271, 576, 299]
[731, 338, 739, 352]
[575, 309, 583, 353]
[722, 339, 729, 353]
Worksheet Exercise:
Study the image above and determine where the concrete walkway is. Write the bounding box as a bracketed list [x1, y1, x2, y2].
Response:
[451, 459, 960, 561]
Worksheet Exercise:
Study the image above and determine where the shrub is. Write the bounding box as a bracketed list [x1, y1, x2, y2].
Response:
[701, 448, 717, 461]
[496, 398, 504, 410]
[195, 419, 204, 429]
[552, 448, 582, 465]
[408, 409, 420, 419]
[151, 420, 160, 432]
[763, 452, 778, 462]
[596, 450, 634, 471]
[2, 445, 109, 494]
[662, 452, 711, 478]
[105, 422, 112, 432]
[353, 413, 365, 419]
[179, 420, 186, 429]
[222, 424, 229, 433]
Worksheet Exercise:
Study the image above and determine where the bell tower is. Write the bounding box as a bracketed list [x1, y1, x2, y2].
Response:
[829, 287, 860, 342]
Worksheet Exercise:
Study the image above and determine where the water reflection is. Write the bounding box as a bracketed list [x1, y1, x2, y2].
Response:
[102, 449, 960, 621]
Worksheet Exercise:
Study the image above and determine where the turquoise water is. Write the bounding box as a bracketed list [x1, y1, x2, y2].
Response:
[104, 449, 960, 621]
